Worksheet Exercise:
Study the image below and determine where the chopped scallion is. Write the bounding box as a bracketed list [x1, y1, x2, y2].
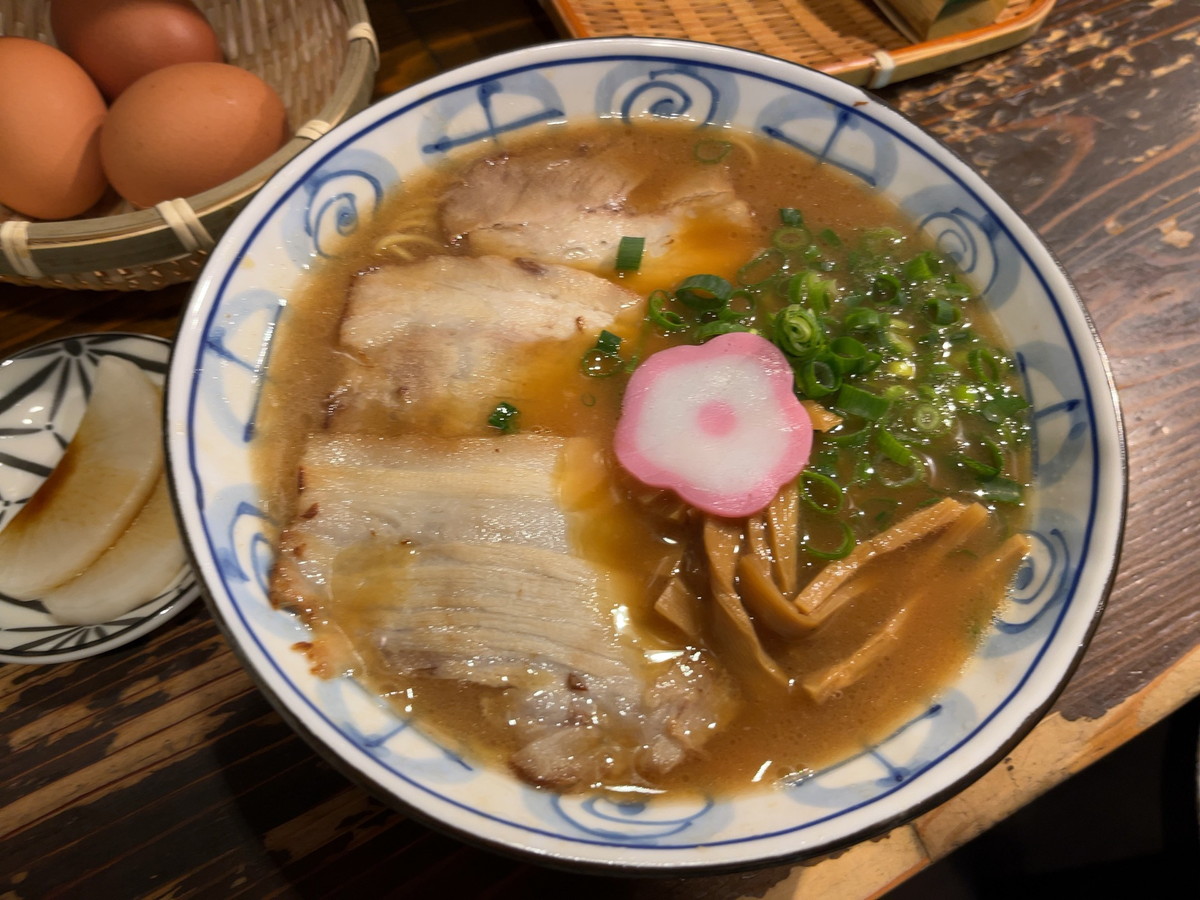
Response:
[905, 251, 941, 280]
[978, 475, 1024, 505]
[954, 437, 1004, 479]
[487, 401, 520, 434]
[800, 470, 845, 513]
[694, 321, 752, 341]
[779, 207, 804, 227]
[843, 307, 884, 333]
[581, 330, 624, 377]
[910, 402, 945, 433]
[693, 139, 733, 163]
[981, 393, 1030, 423]
[737, 249, 785, 286]
[675, 274, 733, 311]
[721, 290, 756, 320]
[874, 453, 925, 488]
[829, 336, 880, 377]
[798, 358, 839, 398]
[772, 226, 811, 252]
[615, 235, 645, 271]
[924, 296, 961, 326]
[774, 305, 825, 359]
[802, 517, 856, 560]
[836, 384, 890, 421]
[875, 427, 914, 466]
[647, 291, 688, 332]
[787, 270, 837, 312]
[594, 329, 622, 356]
[968, 347, 1003, 384]
[871, 273, 903, 305]
[818, 227, 842, 248]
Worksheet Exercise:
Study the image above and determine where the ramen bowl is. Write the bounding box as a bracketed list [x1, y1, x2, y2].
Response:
[165, 37, 1125, 873]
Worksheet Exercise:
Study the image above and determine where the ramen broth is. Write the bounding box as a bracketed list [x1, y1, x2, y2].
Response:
[257, 120, 1031, 794]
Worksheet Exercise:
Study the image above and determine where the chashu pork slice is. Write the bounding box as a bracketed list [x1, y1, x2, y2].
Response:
[272, 431, 735, 789]
[326, 255, 639, 436]
[440, 147, 755, 269]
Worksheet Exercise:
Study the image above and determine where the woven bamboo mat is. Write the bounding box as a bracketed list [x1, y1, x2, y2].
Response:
[544, 0, 1055, 88]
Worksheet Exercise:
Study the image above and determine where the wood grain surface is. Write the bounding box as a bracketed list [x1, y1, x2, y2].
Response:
[2, 0, 1197, 897]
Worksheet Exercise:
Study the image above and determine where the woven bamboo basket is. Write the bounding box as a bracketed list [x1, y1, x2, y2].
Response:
[0, 0, 377, 290]
[544, 0, 1055, 90]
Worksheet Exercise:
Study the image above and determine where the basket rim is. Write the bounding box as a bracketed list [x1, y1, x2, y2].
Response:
[0, 0, 377, 281]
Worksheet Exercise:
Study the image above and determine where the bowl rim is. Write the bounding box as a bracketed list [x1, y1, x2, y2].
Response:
[166, 35, 1128, 874]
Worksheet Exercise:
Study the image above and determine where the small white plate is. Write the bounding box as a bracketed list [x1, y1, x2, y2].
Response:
[0, 333, 199, 664]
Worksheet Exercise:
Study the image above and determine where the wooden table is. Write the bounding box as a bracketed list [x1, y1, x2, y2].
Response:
[2, 0, 1196, 896]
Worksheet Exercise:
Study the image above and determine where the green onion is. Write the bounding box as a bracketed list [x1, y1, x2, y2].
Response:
[928, 360, 958, 380]
[829, 336, 880, 377]
[787, 270, 837, 312]
[825, 419, 873, 446]
[874, 453, 926, 488]
[487, 402, 520, 434]
[798, 357, 840, 398]
[978, 475, 1024, 505]
[870, 273, 903, 305]
[800, 470, 845, 513]
[924, 297, 961, 326]
[581, 352, 623, 377]
[593, 329, 622, 355]
[675, 274, 733, 311]
[581, 330, 624, 377]
[952, 383, 981, 406]
[774, 305, 825, 359]
[875, 428, 914, 465]
[802, 517, 856, 560]
[862, 227, 905, 255]
[694, 139, 733, 163]
[981, 393, 1030, 423]
[954, 437, 1004, 479]
[818, 227, 842, 248]
[772, 226, 811, 253]
[886, 328, 915, 355]
[910, 401, 946, 433]
[779, 207, 804, 227]
[615, 236, 645, 271]
[905, 251, 941, 280]
[694, 321, 752, 341]
[836, 384, 890, 421]
[647, 291, 688, 332]
[737, 249, 785, 286]
[721, 290, 756, 320]
[942, 278, 972, 299]
[968, 347, 1004, 384]
[843, 307, 884, 333]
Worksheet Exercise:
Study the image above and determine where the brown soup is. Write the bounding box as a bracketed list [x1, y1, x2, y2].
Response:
[255, 119, 1031, 795]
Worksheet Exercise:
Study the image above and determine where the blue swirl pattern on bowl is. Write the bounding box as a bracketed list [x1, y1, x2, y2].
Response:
[168, 39, 1125, 871]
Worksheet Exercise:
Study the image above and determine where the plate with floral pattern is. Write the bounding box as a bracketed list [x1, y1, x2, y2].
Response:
[0, 333, 199, 664]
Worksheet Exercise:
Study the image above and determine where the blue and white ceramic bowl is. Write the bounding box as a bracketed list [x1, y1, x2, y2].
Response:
[165, 38, 1126, 872]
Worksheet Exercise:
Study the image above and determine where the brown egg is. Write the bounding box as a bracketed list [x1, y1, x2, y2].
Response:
[0, 37, 108, 220]
[50, 0, 222, 100]
[100, 62, 289, 208]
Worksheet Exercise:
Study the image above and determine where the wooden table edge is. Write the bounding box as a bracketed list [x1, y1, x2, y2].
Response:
[748, 642, 1200, 898]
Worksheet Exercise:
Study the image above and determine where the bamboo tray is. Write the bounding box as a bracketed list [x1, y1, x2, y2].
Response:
[543, 0, 1056, 89]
